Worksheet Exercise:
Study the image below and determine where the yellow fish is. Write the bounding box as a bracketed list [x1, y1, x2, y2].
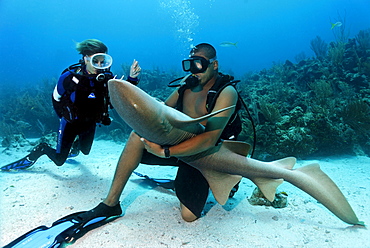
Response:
[220, 42, 238, 48]
[331, 21, 342, 30]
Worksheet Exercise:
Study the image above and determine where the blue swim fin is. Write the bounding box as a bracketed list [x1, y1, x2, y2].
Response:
[1, 156, 36, 171]
[1, 143, 49, 171]
[3, 203, 122, 248]
[3, 211, 86, 248]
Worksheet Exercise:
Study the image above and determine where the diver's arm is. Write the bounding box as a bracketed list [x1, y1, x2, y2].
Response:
[164, 89, 180, 107]
[142, 86, 238, 158]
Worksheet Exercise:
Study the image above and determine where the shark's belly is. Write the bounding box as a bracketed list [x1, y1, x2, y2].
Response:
[179, 142, 247, 176]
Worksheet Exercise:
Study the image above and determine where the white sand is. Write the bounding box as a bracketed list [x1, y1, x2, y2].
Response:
[1, 140, 369, 248]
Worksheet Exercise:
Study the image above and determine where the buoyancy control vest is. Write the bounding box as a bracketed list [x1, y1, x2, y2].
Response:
[53, 65, 114, 125]
[176, 73, 242, 140]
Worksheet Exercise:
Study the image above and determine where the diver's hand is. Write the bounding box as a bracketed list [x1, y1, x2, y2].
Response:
[141, 138, 166, 158]
[129, 59, 141, 78]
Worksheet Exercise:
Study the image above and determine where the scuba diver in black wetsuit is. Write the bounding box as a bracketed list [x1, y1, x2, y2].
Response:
[1, 39, 141, 170]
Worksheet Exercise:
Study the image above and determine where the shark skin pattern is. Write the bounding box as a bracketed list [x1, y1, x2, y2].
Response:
[108, 79, 362, 226]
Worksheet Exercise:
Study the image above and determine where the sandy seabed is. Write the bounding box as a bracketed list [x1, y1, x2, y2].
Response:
[1, 139, 369, 248]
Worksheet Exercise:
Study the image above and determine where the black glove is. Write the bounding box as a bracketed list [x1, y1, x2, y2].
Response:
[100, 116, 112, 126]
[52, 97, 63, 118]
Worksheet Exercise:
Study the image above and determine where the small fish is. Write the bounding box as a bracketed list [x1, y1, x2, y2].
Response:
[331, 21, 342, 30]
[220, 42, 238, 48]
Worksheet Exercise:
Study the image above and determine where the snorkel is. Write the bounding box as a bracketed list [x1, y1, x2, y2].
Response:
[168, 74, 200, 88]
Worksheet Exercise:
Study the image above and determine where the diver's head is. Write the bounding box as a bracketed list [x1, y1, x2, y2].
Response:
[182, 43, 218, 86]
[189, 43, 217, 61]
[76, 39, 110, 74]
[76, 39, 108, 57]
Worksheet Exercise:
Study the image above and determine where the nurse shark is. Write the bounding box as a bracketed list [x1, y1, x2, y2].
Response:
[108, 79, 363, 226]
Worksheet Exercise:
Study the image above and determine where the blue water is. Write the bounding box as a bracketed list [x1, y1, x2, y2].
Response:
[0, 0, 369, 88]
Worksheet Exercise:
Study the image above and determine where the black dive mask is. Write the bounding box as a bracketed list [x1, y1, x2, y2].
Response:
[182, 56, 216, 74]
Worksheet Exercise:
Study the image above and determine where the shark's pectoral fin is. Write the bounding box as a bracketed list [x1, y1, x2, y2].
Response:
[170, 105, 236, 129]
[251, 178, 284, 202]
[200, 168, 242, 205]
[222, 140, 251, 157]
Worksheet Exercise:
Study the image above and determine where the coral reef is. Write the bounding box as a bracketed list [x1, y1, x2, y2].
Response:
[0, 78, 59, 138]
[310, 36, 328, 60]
[237, 28, 370, 159]
[248, 187, 288, 208]
[0, 133, 57, 156]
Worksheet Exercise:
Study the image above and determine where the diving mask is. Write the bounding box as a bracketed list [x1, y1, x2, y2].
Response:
[86, 53, 113, 69]
[182, 56, 217, 74]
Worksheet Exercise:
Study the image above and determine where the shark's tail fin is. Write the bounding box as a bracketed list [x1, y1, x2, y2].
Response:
[290, 163, 363, 225]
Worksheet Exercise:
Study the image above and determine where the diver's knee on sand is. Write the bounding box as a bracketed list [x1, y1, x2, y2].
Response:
[180, 203, 198, 222]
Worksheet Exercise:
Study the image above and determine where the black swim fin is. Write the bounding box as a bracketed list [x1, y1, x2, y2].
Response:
[133, 171, 175, 190]
[3, 203, 122, 248]
[1, 155, 36, 171]
[132, 171, 239, 197]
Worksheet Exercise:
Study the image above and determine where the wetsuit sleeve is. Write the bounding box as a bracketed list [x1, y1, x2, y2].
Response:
[52, 72, 74, 118]
[127, 76, 139, 85]
[53, 72, 73, 101]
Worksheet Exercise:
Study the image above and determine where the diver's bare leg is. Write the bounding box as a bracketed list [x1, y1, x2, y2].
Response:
[103, 132, 144, 206]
